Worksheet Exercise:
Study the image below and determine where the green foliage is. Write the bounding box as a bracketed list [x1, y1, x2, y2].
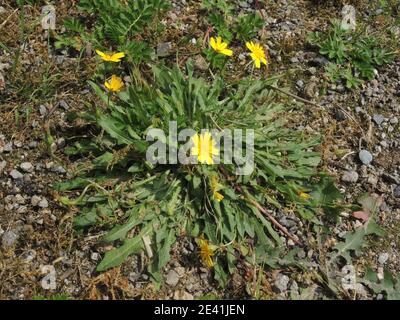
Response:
[57, 61, 339, 287]
[308, 21, 395, 89]
[202, 0, 264, 43]
[362, 269, 400, 300]
[55, 0, 169, 64]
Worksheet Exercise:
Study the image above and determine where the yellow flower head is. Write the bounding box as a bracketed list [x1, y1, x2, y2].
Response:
[190, 132, 219, 165]
[198, 237, 214, 268]
[210, 36, 233, 57]
[105, 75, 124, 92]
[299, 192, 311, 200]
[96, 50, 125, 62]
[246, 41, 268, 69]
[210, 175, 224, 202]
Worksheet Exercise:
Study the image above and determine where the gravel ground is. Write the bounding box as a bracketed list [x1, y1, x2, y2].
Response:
[0, 0, 399, 299]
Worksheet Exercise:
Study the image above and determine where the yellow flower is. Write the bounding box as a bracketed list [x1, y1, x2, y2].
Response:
[198, 237, 214, 268]
[190, 132, 219, 165]
[105, 75, 124, 92]
[245, 41, 268, 69]
[210, 36, 233, 57]
[210, 175, 224, 202]
[299, 192, 311, 200]
[96, 50, 125, 62]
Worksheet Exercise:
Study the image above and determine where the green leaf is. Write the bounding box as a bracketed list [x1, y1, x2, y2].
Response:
[97, 224, 152, 271]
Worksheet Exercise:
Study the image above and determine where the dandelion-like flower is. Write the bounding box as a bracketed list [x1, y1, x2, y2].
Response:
[96, 50, 125, 62]
[105, 75, 124, 92]
[210, 175, 224, 202]
[245, 41, 268, 69]
[298, 192, 311, 200]
[198, 237, 215, 268]
[190, 132, 219, 165]
[210, 36, 233, 57]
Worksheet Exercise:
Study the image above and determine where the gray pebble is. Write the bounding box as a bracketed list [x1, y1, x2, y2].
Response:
[378, 252, 389, 265]
[38, 198, 49, 208]
[342, 171, 359, 183]
[157, 42, 172, 57]
[31, 195, 42, 207]
[3, 142, 13, 153]
[359, 150, 373, 165]
[58, 100, 69, 110]
[0, 160, 6, 173]
[165, 270, 180, 287]
[373, 114, 385, 126]
[394, 186, 400, 198]
[390, 117, 398, 125]
[10, 169, 23, 180]
[274, 274, 290, 293]
[2, 231, 18, 248]
[20, 162, 34, 173]
[39, 105, 47, 116]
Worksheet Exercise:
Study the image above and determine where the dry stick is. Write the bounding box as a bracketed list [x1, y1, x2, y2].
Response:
[0, 9, 18, 32]
[248, 198, 301, 245]
[220, 168, 301, 245]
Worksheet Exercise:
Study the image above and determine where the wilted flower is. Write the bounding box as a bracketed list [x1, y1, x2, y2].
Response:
[298, 192, 311, 200]
[245, 41, 267, 69]
[210, 175, 224, 202]
[198, 237, 215, 268]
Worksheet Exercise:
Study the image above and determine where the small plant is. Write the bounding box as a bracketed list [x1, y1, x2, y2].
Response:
[308, 20, 396, 89]
[57, 61, 343, 287]
[55, 0, 169, 65]
[202, 0, 264, 43]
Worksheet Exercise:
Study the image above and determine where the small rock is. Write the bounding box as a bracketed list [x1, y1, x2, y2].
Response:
[14, 194, 25, 204]
[165, 270, 180, 287]
[157, 42, 172, 57]
[372, 114, 385, 126]
[58, 100, 69, 110]
[38, 198, 49, 208]
[22, 249, 37, 262]
[389, 117, 398, 125]
[51, 165, 66, 174]
[3, 142, 12, 153]
[91, 252, 100, 261]
[193, 55, 209, 71]
[296, 80, 304, 89]
[274, 274, 290, 293]
[41, 265, 57, 290]
[31, 195, 42, 207]
[377, 267, 384, 281]
[378, 252, 389, 265]
[10, 169, 23, 180]
[342, 170, 359, 183]
[39, 105, 47, 116]
[0, 160, 6, 173]
[28, 141, 38, 149]
[393, 186, 400, 198]
[2, 231, 18, 248]
[20, 162, 34, 173]
[359, 150, 373, 165]
[173, 290, 194, 300]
